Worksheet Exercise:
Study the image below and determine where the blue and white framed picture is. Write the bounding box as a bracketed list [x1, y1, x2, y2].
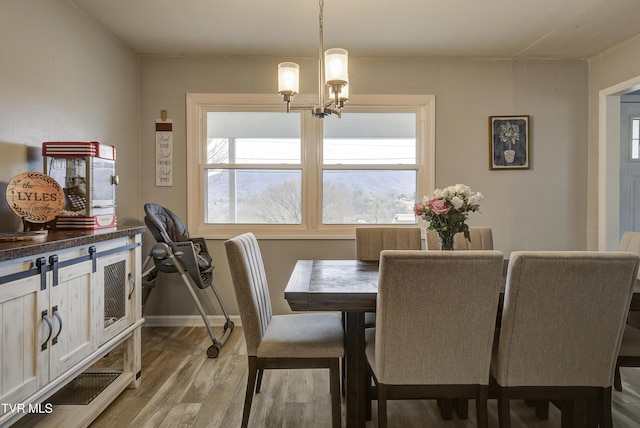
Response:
[489, 115, 530, 170]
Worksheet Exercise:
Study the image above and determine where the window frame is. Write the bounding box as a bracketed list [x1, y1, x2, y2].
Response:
[186, 93, 435, 239]
[631, 116, 640, 161]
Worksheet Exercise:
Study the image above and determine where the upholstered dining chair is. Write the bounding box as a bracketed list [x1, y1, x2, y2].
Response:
[426, 227, 493, 250]
[355, 226, 422, 326]
[353, 227, 423, 396]
[225, 232, 344, 428]
[425, 226, 495, 418]
[365, 250, 504, 428]
[491, 251, 640, 428]
[355, 227, 423, 260]
[614, 231, 640, 391]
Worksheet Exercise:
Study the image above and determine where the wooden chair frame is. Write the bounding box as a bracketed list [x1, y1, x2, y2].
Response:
[243, 356, 341, 428]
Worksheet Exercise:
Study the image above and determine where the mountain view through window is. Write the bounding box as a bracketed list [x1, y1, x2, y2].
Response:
[204, 112, 418, 225]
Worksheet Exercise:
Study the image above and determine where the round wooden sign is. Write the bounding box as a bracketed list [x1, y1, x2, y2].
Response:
[5, 172, 65, 223]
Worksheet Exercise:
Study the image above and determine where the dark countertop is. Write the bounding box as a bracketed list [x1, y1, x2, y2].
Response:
[0, 226, 147, 262]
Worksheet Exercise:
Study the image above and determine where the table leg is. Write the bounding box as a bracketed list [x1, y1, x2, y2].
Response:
[345, 311, 366, 428]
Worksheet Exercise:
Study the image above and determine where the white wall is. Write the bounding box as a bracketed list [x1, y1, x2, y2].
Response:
[139, 56, 589, 318]
[0, 0, 141, 228]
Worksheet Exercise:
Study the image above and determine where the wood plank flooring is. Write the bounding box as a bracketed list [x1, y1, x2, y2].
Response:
[18, 326, 640, 427]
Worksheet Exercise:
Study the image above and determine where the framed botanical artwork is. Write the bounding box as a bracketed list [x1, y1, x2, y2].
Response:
[489, 115, 530, 170]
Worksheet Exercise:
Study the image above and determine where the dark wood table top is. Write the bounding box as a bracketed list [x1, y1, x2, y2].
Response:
[285, 259, 640, 312]
[286, 260, 378, 312]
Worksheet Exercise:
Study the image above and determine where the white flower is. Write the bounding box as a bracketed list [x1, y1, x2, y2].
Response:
[468, 192, 483, 206]
[450, 196, 464, 209]
[451, 184, 464, 195]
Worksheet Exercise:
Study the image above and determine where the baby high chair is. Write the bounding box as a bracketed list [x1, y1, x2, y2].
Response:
[142, 203, 234, 358]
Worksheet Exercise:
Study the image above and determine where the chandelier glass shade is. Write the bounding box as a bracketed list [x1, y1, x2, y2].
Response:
[277, 0, 349, 118]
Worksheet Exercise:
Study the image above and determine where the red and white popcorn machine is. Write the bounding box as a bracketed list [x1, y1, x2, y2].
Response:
[43, 141, 118, 229]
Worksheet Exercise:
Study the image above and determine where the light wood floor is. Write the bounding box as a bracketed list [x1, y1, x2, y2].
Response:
[23, 326, 640, 427]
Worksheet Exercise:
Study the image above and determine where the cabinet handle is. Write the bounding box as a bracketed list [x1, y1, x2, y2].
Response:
[128, 273, 135, 300]
[51, 306, 63, 345]
[49, 255, 59, 287]
[36, 257, 47, 291]
[41, 310, 53, 351]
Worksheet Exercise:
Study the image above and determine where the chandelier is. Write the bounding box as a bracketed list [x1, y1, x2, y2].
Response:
[277, 0, 349, 118]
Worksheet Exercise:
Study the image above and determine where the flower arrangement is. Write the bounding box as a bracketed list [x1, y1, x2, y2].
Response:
[413, 184, 483, 250]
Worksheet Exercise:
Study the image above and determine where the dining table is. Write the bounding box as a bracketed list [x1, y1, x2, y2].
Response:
[284, 258, 640, 428]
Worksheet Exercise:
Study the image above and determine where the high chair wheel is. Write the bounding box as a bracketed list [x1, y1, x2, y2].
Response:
[207, 343, 221, 358]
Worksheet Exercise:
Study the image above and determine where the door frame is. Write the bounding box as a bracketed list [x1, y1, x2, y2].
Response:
[599, 76, 640, 250]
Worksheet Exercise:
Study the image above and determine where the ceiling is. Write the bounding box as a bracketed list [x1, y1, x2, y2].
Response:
[69, 0, 640, 59]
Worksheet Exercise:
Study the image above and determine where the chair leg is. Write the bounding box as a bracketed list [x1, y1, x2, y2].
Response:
[242, 356, 258, 428]
[560, 400, 575, 427]
[455, 398, 469, 419]
[587, 399, 597, 428]
[601, 387, 613, 428]
[341, 357, 346, 396]
[535, 400, 549, 420]
[438, 398, 453, 420]
[614, 363, 622, 392]
[378, 383, 388, 428]
[329, 358, 342, 428]
[476, 386, 489, 428]
[365, 365, 373, 421]
[497, 389, 511, 428]
[341, 311, 346, 397]
[256, 368, 264, 393]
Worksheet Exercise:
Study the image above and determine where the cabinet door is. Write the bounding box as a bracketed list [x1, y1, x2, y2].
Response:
[0, 274, 47, 406]
[96, 249, 134, 346]
[48, 259, 94, 380]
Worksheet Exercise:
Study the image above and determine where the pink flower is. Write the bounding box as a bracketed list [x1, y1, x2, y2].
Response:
[427, 198, 451, 215]
[413, 202, 426, 218]
[425, 197, 438, 207]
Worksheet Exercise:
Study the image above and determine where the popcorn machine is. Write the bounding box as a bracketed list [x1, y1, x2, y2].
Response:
[43, 141, 118, 229]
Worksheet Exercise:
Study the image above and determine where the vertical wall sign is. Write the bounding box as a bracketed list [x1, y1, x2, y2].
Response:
[155, 110, 173, 186]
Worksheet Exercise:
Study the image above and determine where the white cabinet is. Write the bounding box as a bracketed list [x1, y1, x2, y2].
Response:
[95, 247, 135, 346]
[0, 227, 144, 427]
[0, 267, 44, 407]
[47, 257, 94, 381]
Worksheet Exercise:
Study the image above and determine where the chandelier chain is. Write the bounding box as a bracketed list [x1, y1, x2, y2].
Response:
[319, 0, 325, 110]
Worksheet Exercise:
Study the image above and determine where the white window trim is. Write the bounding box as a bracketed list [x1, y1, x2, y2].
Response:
[186, 93, 435, 239]
[632, 116, 640, 161]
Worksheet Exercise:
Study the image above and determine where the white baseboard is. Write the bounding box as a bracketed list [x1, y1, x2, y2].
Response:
[143, 314, 242, 327]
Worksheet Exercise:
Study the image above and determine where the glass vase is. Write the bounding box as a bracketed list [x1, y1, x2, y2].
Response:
[437, 231, 455, 251]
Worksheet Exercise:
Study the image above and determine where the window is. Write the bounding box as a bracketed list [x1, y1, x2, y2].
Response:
[204, 112, 302, 224]
[322, 113, 418, 224]
[186, 94, 434, 238]
[632, 117, 640, 160]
